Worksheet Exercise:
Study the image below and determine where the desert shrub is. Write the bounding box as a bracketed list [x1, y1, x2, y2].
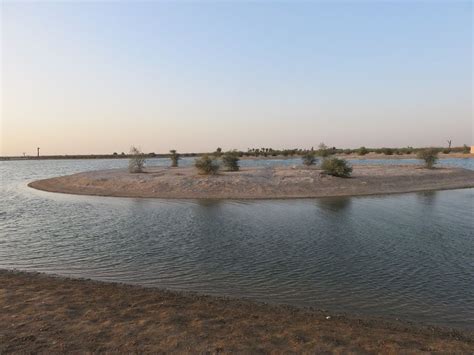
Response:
[195, 154, 219, 175]
[215, 147, 223, 157]
[343, 149, 352, 155]
[128, 146, 146, 173]
[222, 151, 240, 171]
[417, 149, 438, 169]
[302, 151, 317, 166]
[321, 157, 352, 177]
[358, 146, 368, 156]
[170, 150, 180, 167]
[442, 148, 451, 154]
[382, 148, 393, 155]
[317, 143, 330, 157]
[463, 144, 470, 154]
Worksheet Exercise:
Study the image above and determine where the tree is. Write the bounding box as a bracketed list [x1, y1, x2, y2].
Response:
[128, 146, 146, 173]
[447, 139, 452, 149]
[417, 149, 438, 169]
[301, 151, 317, 166]
[170, 150, 180, 167]
[321, 157, 352, 177]
[215, 147, 223, 157]
[195, 154, 219, 174]
[463, 144, 470, 154]
[222, 151, 240, 171]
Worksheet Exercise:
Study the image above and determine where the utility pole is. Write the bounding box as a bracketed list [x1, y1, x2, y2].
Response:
[37, 147, 40, 157]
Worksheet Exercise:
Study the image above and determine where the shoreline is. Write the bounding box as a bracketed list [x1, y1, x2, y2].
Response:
[1, 269, 473, 352]
[2, 152, 473, 161]
[28, 165, 474, 200]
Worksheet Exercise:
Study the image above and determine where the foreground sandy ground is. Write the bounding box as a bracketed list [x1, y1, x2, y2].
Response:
[29, 165, 474, 199]
[1, 270, 473, 353]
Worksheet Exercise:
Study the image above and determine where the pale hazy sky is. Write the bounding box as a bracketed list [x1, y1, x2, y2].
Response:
[1, 1, 472, 156]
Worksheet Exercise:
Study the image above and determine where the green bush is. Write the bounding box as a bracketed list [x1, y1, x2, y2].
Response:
[358, 146, 368, 156]
[417, 149, 438, 169]
[442, 148, 451, 154]
[222, 151, 240, 171]
[301, 151, 317, 166]
[195, 154, 219, 175]
[321, 157, 352, 177]
[128, 146, 146, 173]
[382, 148, 393, 155]
[169, 150, 180, 167]
[463, 144, 470, 154]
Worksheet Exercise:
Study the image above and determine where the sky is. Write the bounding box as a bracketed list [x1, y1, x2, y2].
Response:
[1, 1, 472, 156]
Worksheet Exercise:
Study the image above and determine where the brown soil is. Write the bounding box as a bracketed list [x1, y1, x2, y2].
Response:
[28, 165, 474, 199]
[1, 270, 473, 353]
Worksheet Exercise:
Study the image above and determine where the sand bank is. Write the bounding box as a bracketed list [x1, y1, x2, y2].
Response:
[28, 165, 474, 199]
[1, 270, 472, 353]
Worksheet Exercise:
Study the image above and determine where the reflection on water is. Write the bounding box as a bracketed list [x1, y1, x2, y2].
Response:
[415, 190, 438, 203]
[315, 197, 352, 211]
[0, 158, 473, 330]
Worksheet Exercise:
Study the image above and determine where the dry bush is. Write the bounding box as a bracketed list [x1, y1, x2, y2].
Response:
[195, 154, 219, 175]
[128, 146, 146, 173]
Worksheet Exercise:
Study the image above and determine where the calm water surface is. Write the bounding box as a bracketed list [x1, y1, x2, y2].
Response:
[1, 158, 473, 330]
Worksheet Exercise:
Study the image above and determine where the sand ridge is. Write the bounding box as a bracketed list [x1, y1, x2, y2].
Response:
[28, 165, 474, 199]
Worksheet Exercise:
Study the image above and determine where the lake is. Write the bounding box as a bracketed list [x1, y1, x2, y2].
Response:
[1, 157, 473, 330]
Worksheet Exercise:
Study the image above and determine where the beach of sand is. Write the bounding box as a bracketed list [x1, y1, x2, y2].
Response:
[28, 165, 474, 200]
[1, 270, 473, 353]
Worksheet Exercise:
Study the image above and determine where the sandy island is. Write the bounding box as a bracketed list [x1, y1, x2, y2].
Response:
[1, 270, 473, 353]
[28, 165, 474, 199]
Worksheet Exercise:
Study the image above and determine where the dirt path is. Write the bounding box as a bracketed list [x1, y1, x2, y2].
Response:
[1, 270, 473, 353]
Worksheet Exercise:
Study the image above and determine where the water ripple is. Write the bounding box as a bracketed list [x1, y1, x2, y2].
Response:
[0, 158, 473, 330]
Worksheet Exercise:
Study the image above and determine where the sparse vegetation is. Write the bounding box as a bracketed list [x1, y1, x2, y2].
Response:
[321, 157, 352, 177]
[214, 147, 223, 157]
[463, 144, 470, 154]
[222, 151, 240, 171]
[170, 150, 180, 167]
[382, 148, 393, 155]
[195, 154, 219, 175]
[302, 151, 317, 166]
[128, 146, 146, 173]
[417, 149, 438, 169]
